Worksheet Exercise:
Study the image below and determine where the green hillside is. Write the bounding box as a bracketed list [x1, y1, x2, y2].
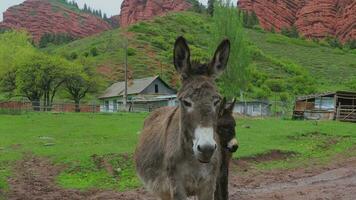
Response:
[44, 11, 356, 99]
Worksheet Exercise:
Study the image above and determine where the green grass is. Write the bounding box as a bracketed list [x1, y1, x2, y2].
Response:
[246, 30, 356, 91]
[236, 118, 356, 169]
[0, 113, 355, 192]
[0, 112, 147, 191]
[43, 11, 356, 98]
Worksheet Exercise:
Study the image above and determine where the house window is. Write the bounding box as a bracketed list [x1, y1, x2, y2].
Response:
[155, 84, 159, 93]
[105, 101, 109, 111]
[113, 100, 118, 111]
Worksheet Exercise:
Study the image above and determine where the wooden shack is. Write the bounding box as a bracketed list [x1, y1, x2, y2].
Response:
[293, 91, 356, 122]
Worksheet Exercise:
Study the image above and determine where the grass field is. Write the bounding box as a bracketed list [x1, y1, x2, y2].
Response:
[0, 112, 355, 192]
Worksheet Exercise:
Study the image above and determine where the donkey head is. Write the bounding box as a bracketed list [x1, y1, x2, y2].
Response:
[218, 98, 238, 153]
[174, 36, 230, 163]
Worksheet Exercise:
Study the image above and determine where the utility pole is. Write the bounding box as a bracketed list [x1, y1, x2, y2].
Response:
[123, 39, 128, 111]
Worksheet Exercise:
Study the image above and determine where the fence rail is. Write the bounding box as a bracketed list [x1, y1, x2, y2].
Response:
[0, 100, 99, 113]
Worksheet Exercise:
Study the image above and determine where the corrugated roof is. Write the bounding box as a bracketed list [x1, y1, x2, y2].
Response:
[296, 92, 335, 101]
[99, 76, 160, 99]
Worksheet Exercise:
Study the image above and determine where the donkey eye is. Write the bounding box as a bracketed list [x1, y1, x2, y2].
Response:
[183, 100, 192, 107]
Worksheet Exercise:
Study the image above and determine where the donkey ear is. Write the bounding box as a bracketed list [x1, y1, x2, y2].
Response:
[174, 36, 191, 79]
[219, 97, 227, 117]
[209, 39, 230, 78]
[226, 98, 236, 113]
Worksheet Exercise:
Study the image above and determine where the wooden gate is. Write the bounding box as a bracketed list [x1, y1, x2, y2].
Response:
[336, 105, 356, 122]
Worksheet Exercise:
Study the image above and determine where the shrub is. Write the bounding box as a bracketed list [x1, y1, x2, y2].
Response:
[90, 47, 98, 56]
[127, 48, 136, 56]
[280, 26, 299, 38]
[345, 40, 356, 50]
[69, 52, 78, 60]
[325, 36, 342, 49]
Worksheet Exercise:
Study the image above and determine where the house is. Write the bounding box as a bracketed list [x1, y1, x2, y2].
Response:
[233, 101, 271, 117]
[99, 76, 176, 112]
[293, 91, 356, 122]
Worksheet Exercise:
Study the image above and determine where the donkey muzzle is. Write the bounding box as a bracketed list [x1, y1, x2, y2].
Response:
[193, 126, 217, 163]
[226, 138, 239, 153]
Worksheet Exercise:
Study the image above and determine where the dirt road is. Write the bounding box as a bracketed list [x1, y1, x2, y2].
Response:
[2, 155, 356, 200]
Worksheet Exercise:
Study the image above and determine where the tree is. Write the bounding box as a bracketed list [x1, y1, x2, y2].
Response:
[16, 53, 69, 111]
[90, 47, 98, 56]
[265, 79, 286, 114]
[0, 69, 17, 98]
[207, 0, 215, 16]
[64, 65, 99, 112]
[210, 0, 251, 99]
[281, 26, 299, 38]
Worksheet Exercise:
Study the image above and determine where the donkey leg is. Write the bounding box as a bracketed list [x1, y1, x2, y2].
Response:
[169, 182, 187, 200]
[197, 184, 215, 200]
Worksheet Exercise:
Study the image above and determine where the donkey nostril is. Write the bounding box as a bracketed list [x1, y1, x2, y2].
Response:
[197, 145, 202, 152]
[214, 144, 217, 150]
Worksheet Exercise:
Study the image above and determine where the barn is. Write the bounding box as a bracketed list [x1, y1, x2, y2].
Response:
[293, 91, 356, 122]
[99, 76, 176, 112]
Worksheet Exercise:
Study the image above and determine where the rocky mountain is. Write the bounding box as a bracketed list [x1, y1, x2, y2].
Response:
[119, 0, 192, 27]
[238, 0, 356, 43]
[0, 0, 112, 43]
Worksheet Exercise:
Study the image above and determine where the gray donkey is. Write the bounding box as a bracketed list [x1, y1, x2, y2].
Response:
[215, 98, 238, 200]
[134, 36, 230, 200]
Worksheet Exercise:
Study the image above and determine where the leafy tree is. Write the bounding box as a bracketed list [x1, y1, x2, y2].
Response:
[265, 79, 286, 93]
[90, 47, 98, 56]
[16, 53, 69, 111]
[345, 40, 356, 50]
[0, 31, 35, 74]
[64, 65, 99, 112]
[39, 33, 74, 48]
[325, 36, 342, 49]
[208, 0, 215, 16]
[281, 26, 299, 38]
[242, 11, 259, 28]
[210, 0, 251, 99]
[0, 69, 17, 98]
[69, 52, 78, 60]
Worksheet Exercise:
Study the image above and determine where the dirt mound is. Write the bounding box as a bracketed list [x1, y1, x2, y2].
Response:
[230, 156, 356, 200]
[4, 153, 356, 200]
[233, 150, 297, 170]
[5, 154, 155, 200]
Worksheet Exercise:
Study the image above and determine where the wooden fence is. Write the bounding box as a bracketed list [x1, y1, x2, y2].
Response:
[0, 101, 99, 113]
[336, 105, 356, 122]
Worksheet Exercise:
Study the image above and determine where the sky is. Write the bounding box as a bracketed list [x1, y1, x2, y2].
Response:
[0, 0, 237, 21]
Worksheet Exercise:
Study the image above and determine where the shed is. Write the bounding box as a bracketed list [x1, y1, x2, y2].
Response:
[233, 101, 271, 117]
[99, 76, 176, 112]
[293, 91, 356, 122]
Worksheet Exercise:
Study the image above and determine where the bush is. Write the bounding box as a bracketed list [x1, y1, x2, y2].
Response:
[127, 48, 136, 56]
[90, 47, 98, 56]
[345, 40, 356, 50]
[38, 33, 74, 48]
[280, 26, 299, 38]
[325, 37, 342, 49]
[69, 52, 78, 60]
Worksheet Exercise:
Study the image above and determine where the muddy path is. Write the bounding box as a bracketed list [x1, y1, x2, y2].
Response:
[2, 154, 356, 200]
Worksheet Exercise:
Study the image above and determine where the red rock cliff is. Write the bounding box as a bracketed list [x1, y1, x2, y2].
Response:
[238, 0, 356, 43]
[119, 0, 192, 27]
[0, 0, 112, 43]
